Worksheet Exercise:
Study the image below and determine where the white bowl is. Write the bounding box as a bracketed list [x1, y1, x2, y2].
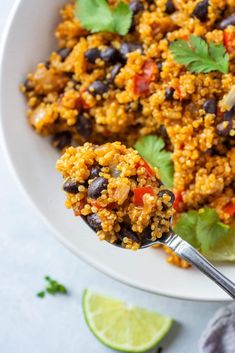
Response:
[1, 0, 234, 301]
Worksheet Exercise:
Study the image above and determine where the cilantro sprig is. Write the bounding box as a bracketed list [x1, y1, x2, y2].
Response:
[174, 208, 230, 253]
[170, 35, 229, 74]
[75, 0, 132, 36]
[134, 135, 174, 188]
[37, 276, 68, 298]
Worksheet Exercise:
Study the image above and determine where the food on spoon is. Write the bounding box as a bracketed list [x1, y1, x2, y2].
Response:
[56, 142, 174, 250]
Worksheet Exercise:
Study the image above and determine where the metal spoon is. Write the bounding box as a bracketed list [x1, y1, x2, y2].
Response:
[85, 219, 235, 299]
[142, 229, 235, 299]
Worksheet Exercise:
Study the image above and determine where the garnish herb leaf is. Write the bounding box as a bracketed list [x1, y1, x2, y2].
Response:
[75, 0, 132, 36]
[37, 276, 68, 299]
[196, 208, 230, 252]
[174, 208, 230, 253]
[112, 2, 133, 36]
[134, 135, 174, 188]
[170, 35, 229, 74]
[174, 211, 200, 249]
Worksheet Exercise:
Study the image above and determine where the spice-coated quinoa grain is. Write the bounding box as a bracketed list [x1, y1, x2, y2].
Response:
[21, 0, 235, 267]
[56, 142, 174, 250]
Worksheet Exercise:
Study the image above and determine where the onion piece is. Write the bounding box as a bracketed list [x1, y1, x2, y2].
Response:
[221, 85, 235, 111]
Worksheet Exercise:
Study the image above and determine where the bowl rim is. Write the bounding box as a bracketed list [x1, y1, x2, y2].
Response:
[0, 0, 231, 303]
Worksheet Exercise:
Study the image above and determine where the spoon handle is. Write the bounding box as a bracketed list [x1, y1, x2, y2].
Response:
[162, 232, 235, 299]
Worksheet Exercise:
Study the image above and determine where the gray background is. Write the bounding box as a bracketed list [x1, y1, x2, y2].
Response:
[0, 1, 226, 352]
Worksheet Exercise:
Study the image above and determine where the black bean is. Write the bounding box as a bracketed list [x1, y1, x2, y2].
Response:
[165, 87, 175, 101]
[117, 225, 140, 243]
[45, 61, 51, 69]
[119, 43, 143, 60]
[57, 48, 72, 61]
[63, 179, 80, 194]
[84, 48, 101, 63]
[109, 63, 123, 82]
[158, 189, 175, 205]
[203, 99, 217, 114]
[157, 60, 163, 72]
[216, 120, 233, 136]
[192, 0, 208, 22]
[88, 177, 108, 199]
[126, 100, 143, 113]
[88, 80, 109, 96]
[24, 79, 33, 92]
[218, 14, 235, 30]
[66, 72, 74, 79]
[159, 124, 169, 140]
[86, 214, 102, 231]
[224, 106, 235, 121]
[89, 166, 101, 179]
[141, 225, 152, 242]
[130, 0, 144, 14]
[76, 114, 93, 138]
[101, 47, 121, 63]
[165, 0, 176, 15]
[52, 131, 72, 150]
[205, 147, 217, 156]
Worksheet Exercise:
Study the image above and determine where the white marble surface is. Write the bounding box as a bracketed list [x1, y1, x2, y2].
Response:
[0, 1, 226, 352]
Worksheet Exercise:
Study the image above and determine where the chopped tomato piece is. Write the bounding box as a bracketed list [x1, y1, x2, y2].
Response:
[223, 202, 235, 217]
[223, 30, 235, 53]
[133, 60, 157, 96]
[137, 158, 155, 177]
[173, 191, 183, 211]
[133, 186, 154, 206]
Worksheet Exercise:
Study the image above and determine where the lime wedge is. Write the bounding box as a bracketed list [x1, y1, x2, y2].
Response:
[203, 223, 235, 261]
[82, 289, 172, 352]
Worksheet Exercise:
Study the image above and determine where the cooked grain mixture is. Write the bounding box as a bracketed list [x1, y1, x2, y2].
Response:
[21, 0, 235, 266]
[56, 142, 174, 249]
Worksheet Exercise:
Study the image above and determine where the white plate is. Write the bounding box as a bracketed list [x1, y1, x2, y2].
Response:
[0, 0, 234, 302]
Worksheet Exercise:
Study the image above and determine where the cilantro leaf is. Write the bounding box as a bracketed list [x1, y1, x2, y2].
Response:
[113, 2, 133, 36]
[170, 35, 229, 74]
[174, 211, 200, 249]
[196, 208, 230, 252]
[134, 135, 174, 188]
[174, 208, 230, 253]
[75, 0, 132, 36]
[37, 276, 68, 299]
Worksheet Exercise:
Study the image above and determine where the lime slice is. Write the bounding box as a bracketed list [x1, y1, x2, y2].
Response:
[203, 223, 235, 261]
[82, 289, 172, 352]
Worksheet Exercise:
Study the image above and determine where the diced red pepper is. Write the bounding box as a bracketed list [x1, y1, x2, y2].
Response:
[133, 186, 154, 206]
[142, 60, 158, 80]
[133, 60, 157, 96]
[223, 202, 235, 217]
[173, 191, 183, 211]
[223, 30, 235, 53]
[137, 158, 155, 178]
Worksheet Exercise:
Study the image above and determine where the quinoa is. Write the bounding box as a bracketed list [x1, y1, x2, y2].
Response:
[56, 142, 174, 250]
[21, 0, 235, 267]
